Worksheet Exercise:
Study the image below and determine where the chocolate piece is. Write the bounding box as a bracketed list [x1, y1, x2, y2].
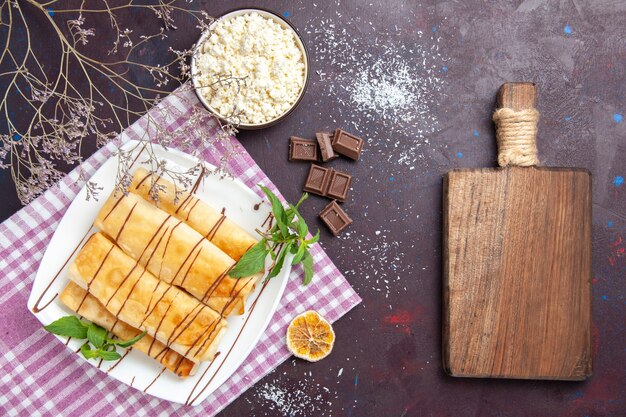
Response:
[303, 164, 332, 197]
[319, 201, 352, 235]
[303, 165, 353, 200]
[326, 170, 352, 202]
[289, 136, 319, 161]
[316, 132, 338, 162]
[332, 129, 364, 160]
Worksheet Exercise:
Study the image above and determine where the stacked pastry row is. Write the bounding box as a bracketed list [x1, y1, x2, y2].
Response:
[59, 168, 262, 377]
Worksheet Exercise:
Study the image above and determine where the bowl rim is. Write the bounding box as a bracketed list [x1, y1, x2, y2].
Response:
[190, 7, 310, 130]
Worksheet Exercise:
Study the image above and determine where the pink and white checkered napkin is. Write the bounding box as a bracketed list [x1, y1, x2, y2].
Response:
[0, 87, 361, 416]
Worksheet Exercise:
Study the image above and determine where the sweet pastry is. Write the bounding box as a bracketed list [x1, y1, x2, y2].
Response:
[67, 232, 227, 363]
[129, 168, 258, 261]
[94, 191, 260, 316]
[59, 281, 198, 377]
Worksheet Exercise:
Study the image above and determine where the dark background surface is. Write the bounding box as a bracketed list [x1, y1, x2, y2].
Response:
[1, 1, 624, 416]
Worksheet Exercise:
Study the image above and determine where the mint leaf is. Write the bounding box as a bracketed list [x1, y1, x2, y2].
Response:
[233, 187, 318, 285]
[260, 186, 288, 237]
[46, 316, 146, 361]
[292, 243, 306, 265]
[287, 194, 308, 226]
[302, 250, 314, 285]
[306, 230, 320, 245]
[80, 343, 99, 360]
[271, 229, 284, 243]
[98, 350, 122, 361]
[294, 192, 308, 210]
[115, 331, 147, 348]
[286, 193, 308, 218]
[44, 316, 88, 339]
[87, 323, 107, 348]
[286, 206, 297, 224]
[286, 202, 304, 227]
[295, 215, 308, 238]
[267, 243, 292, 280]
[230, 239, 268, 277]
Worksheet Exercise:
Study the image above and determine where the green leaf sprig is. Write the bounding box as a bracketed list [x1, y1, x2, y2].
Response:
[230, 186, 319, 284]
[44, 315, 146, 361]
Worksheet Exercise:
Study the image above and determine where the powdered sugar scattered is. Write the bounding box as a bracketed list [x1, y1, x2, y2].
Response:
[302, 8, 445, 303]
[337, 229, 413, 300]
[349, 60, 416, 121]
[305, 14, 446, 166]
[250, 376, 337, 417]
[244, 9, 447, 414]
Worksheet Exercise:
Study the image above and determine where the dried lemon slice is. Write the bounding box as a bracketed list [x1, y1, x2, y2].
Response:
[286, 311, 335, 362]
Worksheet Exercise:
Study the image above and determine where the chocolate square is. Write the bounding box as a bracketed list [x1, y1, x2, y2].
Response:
[303, 164, 332, 197]
[289, 136, 319, 161]
[326, 170, 352, 202]
[332, 129, 364, 160]
[316, 132, 338, 162]
[319, 201, 352, 235]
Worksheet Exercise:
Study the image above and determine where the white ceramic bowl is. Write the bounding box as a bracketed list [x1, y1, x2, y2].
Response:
[190, 8, 310, 130]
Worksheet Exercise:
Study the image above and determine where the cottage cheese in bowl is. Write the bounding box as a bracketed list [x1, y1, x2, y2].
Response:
[192, 10, 308, 128]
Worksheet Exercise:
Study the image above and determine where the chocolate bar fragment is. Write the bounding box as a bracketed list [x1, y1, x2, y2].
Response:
[303, 164, 352, 201]
[289, 136, 319, 162]
[332, 129, 364, 160]
[326, 170, 352, 202]
[316, 132, 338, 162]
[303, 164, 333, 196]
[319, 201, 352, 235]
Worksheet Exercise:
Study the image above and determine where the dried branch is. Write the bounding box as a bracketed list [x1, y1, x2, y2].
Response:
[0, 0, 237, 204]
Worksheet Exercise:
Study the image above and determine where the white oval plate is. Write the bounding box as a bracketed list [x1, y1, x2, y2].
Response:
[27, 140, 291, 404]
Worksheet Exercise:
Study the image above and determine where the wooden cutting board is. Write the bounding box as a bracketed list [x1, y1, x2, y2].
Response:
[442, 83, 592, 380]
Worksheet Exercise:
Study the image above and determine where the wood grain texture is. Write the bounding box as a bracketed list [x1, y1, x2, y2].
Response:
[496, 82, 536, 111]
[443, 166, 592, 380]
